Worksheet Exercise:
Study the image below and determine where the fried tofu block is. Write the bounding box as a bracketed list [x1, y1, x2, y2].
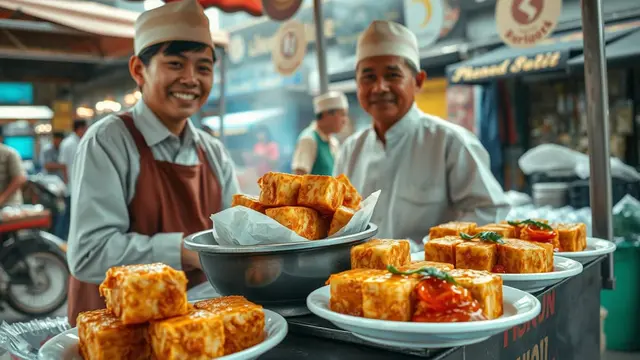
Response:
[519, 227, 561, 251]
[362, 273, 420, 321]
[336, 174, 362, 210]
[194, 296, 264, 355]
[351, 239, 411, 270]
[398, 260, 454, 272]
[258, 172, 302, 206]
[455, 241, 498, 272]
[552, 223, 587, 252]
[328, 206, 355, 236]
[429, 222, 477, 240]
[424, 236, 465, 265]
[232, 194, 267, 213]
[148, 309, 224, 360]
[473, 224, 516, 238]
[77, 309, 150, 360]
[449, 269, 503, 320]
[99, 263, 188, 324]
[265, 206, 329, 240]
[297, 175, 346, 214]
[497, 239, 549, 273]
[327, 269, 386, 317]
[533, 242, 555, 272]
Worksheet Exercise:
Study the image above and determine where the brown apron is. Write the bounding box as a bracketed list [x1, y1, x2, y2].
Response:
[67, 113, 222, 326]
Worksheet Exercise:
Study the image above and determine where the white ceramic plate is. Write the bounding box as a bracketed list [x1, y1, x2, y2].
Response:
[410, 253, 583, 293]
[307, 285, 540, 349]
[38, 309, 287, 360]
[556, 237, 617, 264]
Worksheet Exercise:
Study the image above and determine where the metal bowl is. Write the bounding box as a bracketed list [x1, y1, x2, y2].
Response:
[184, 223, 378, 317]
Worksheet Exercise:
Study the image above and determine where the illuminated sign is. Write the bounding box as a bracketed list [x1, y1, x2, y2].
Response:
[448, 51, 565, 84]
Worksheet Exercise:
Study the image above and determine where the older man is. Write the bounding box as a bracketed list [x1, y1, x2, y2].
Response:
[334, 21, 508, 245]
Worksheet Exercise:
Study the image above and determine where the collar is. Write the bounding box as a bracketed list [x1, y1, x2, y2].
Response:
[311, 121, 331, 142]
[379, 104, 421, 144]
[130, 99, 200, 147]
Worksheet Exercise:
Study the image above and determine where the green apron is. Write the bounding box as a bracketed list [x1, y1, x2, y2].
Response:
[298, 127, 334, 175]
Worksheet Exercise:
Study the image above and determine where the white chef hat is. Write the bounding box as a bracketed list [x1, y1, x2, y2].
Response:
[356, 20, 420, 71]
[313, 91, 349, 115]
[134, 0, 213, 55]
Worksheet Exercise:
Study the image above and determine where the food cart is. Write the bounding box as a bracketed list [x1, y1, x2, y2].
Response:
[0, 0, 617, 359]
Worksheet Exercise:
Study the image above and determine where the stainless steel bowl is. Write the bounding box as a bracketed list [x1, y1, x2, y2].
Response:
[184, 223, 378, 316]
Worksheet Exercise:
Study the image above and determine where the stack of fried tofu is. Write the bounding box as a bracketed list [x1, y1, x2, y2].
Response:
[232, 172, 362, 240]
[326, 239, 504, 321]
[77, 263, 264, 360]
[425, 220, 587, 273]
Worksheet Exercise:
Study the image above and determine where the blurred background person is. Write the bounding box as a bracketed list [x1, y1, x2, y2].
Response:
[244, 124, 280, 174]
[292, 91, 348, 175]
[0, 126, 26, 207]
[40, 131, 66, 179]
[57, 119, 88, 240]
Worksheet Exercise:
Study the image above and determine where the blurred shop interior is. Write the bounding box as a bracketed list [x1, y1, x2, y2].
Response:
[1, 0, 640, 197]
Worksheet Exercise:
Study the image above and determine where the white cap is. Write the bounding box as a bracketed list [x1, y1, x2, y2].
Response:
[134, 0, 213, 55]
[313, 91, 349, 114]
[356, 20, 420, 70]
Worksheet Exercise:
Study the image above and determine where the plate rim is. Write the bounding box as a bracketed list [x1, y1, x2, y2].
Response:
[555, 237, 617, 258]
[306, 285, 541, 334]
[38, 309, 288, 360]
[499, 256, 583, 281]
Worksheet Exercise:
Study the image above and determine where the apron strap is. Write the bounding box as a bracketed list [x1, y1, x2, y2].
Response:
[118, 112, 153, 159]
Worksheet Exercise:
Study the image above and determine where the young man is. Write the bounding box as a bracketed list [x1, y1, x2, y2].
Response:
[334, 21, 509, 246]
[59, 120, 88, 185]
[40, 131, 65, 179]
[66, 0, 239, 325]
[292, 91, 348, 175]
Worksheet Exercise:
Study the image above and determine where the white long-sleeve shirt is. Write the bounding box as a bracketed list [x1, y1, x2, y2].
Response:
[334, 105, 510, 246]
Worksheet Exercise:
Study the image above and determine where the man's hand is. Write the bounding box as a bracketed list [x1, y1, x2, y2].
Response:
[181, 241, 202, 271]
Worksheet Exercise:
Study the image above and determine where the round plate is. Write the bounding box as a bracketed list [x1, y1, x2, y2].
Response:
[410, 253, 583, 293]
[306, 285, 540, 349]
[556, 237, 616, 264]
[38, 309, 288, 360]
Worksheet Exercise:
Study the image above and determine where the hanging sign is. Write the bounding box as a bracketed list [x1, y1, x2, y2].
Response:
[403, 0, 445, 48]
[51, 100, 73, 132]
[271, 20, 307, 76]
[496, 0, 562, 48]
[262, 0, 303, 21]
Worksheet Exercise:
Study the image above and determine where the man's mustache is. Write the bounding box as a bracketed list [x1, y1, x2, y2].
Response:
[368, 94, 396, 103]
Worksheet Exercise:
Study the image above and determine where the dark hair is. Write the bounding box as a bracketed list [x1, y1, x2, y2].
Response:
[53, 131, 65, 139]
[73, 120, 88, 132]
[138, 41, 216, 66]
[252, 124, 273, 143]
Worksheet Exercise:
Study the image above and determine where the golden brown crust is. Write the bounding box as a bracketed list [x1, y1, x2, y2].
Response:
[429, 222, 477, 240]
[449, 269, 504, 319]
[336, 174, 362, 210]
[297, 175, 346, 214]
[328, 206, 356, 236]
[99, 263, 188, 325]
[351, 239, 411, 270]
[327, 269, 386, 316]
[552, 222, 587, 252]
[265, 206, 329, 240]
[258, 172, 302, 207]
[148, 309, 225, 360]
[362, 273, 419, 322]
[455, 241, 498, 272]
[497, 239, 549, 273]
[232, 194, 267, 213]
[424, 236, 465, 265]
[194, 296, 265, 355]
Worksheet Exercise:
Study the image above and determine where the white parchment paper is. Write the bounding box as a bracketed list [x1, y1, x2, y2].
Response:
[211, 190, 381, 246]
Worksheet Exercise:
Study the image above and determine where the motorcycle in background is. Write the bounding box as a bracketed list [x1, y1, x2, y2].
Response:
[0, 202, 68, 316]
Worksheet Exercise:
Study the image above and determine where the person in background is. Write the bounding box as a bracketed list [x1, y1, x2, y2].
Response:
[334, 21, 508, 247]
[65, 0, 239, 326]
[246, 125, 279, 174]
[292, 91, 348, 175]
[40, 131, 65, 179]
[59, 120, 88, 185]
[0, 126, 26, 207]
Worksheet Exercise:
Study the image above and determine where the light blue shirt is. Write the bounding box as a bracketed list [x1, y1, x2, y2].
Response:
[67, 100, 240, 284]
[334, 105, 509, 246]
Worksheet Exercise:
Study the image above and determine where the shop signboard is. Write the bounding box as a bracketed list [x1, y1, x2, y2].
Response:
[448, 50, 567, 84]
[272, 20, 307, 75]
[51, 100, 73, 132]
[496, 0, 563, 49]
[403, 0, 445, 48]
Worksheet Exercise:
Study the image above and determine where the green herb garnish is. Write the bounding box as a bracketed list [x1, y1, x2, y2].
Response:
[459, 231, 505, 244]
[387, 265, 458, 285]
[508, 219, 553, 231]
